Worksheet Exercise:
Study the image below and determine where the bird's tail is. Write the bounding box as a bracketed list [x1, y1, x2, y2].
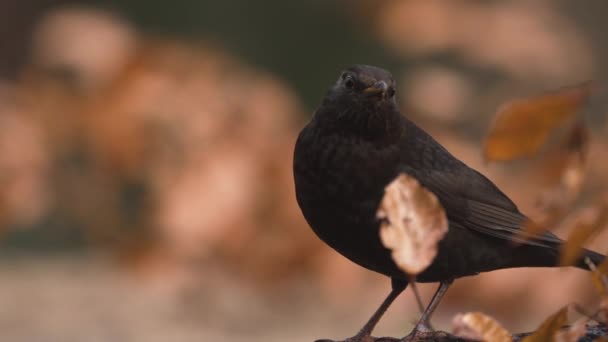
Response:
[576, 248, 606, 271]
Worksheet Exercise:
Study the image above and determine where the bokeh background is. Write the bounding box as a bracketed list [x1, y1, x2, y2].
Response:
[1, 1, 608, 341]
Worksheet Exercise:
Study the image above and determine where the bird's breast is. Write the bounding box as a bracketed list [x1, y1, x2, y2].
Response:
[294, 130, 401, 238]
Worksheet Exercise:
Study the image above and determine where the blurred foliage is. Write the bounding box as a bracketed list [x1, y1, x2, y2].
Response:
[520, 306, 568, 342]
[103, 0, 398, 109]
[1, 0, 396, 109]
[0, 13, 321, 287]
[1, 1, 608, 341]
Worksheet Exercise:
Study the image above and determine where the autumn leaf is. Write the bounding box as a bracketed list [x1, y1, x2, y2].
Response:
[586, 257, 608, 324]
[589, 257, 608, 296]
[377, 173, 448, 275]
[518, 217, 565, 247]
[560, 203, 608, 266]
[599, 297, 608, 324]
[452, 312, 512, 342]
[554, 318, 588, 342]
[515, 122, 589, 244]
[522, 306, 568, 342]
[484, 82, 592, 162]
[536, 122, 588, 211]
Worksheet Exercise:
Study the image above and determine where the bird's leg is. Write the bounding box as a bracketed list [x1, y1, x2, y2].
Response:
[337, 279, 407, 342]
[403, 280, 453, 340]
[413, 280, 453, 331]
[360, 279, 407, 337]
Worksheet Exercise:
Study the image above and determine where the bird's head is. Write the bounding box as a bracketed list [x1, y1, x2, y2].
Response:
[328, 65, 397, 107]
[319, 65, 400, 137]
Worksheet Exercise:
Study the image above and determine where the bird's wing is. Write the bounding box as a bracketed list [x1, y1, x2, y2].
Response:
[465, 199, 562, 247]
[402, 167, 563, 248]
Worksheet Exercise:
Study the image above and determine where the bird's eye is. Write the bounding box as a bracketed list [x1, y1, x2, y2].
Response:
[344, 77, 355, 89]
[387, 87, 395, 98]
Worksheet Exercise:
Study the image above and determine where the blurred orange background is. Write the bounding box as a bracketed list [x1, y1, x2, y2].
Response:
[0, 1, 607, 341]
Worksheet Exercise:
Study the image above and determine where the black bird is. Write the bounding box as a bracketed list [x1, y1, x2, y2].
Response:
[293, 65, 605, 341]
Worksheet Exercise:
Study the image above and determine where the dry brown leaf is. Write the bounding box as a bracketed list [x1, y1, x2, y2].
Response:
[599, 297, 608, 324]
[554, 318, 588, 342]
[515, 195, 570, 246]
[537, 122, 588, 211]
[588, 257, 608, 323]
[591, 257, 608, 296]
[560, 203, 608, 266]
[484, 82, 592, 162]
[515, 122, 589, 244]
[452, 312, 512, 342]
[522, 306, 568, 342]
[377, 173, 448, 275]
[518, 216, 564, 245]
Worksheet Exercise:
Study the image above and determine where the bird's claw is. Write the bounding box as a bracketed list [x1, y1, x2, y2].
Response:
[315, 334, 374, 342]
[401, 320, 435, 341]
[412, 321, 434, 333]
[315, 336, 401, 342]
[314, 329, 460, 342]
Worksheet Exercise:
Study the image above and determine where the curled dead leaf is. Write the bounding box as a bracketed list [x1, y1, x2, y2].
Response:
[484, 82, 592, 162]
[515, 122, 590, 244]
[518, 217, 564, 246]
[377, 173, 448, 275]
[521, 306, 568, 342]
[554, 318, 588, 342]
[452, 312, 512, 342]
[586, 261, 608, 324]
[560, 202, 608, 266]
[536, 122, 588, 212]
[599, 297, 608, 324]
[589, 257, 608, 299]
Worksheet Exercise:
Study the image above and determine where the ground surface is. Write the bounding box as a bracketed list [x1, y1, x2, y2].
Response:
[0, 256, 599, 342]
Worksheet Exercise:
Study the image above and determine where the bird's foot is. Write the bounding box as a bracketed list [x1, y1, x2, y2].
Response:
[314, 329, 462, 342]
[414, 321, 434, 333]
[400, 330, 460, 342]
[315, 335, 401, 342]
[401, 320, 434, 341]
[315, 332, 375, 342]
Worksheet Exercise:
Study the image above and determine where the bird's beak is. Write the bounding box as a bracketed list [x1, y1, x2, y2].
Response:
[363, 81, 388, 98]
